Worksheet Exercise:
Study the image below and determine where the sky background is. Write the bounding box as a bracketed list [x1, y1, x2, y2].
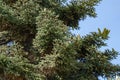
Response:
[73, 0, 120, 65]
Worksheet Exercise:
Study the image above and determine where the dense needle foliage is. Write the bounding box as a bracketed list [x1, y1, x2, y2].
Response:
[0, 0, 120, 80]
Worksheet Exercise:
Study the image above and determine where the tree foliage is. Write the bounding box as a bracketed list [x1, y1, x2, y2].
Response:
[0, 0, 120, 80]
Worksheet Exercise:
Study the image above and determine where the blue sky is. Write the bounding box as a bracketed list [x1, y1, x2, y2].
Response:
[73, 0, 120, 65]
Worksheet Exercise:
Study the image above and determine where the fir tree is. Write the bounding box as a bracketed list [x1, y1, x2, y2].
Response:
[0, 0, 120, 80]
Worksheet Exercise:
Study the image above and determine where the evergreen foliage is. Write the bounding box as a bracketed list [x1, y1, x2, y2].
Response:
[0, 0, 120, 80]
